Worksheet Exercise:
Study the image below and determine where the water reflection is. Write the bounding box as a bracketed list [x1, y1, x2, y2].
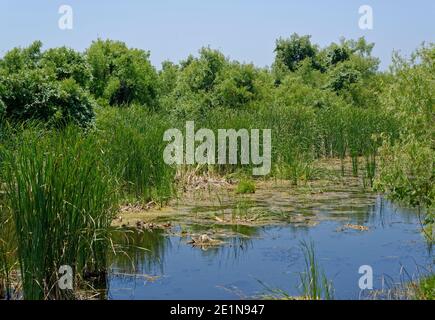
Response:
[107, 196, 433, 300]
[110, 228, 170, 275]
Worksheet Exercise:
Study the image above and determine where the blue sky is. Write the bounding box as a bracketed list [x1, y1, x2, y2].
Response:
[0, 1, 434, 69]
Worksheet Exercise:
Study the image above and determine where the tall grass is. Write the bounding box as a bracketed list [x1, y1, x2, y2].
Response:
[299, 240, 334, 300]
[1, 125, 118, 299]
[0, 119, 17, 299]
[96, 106, 175, 205]
[0, 203, 16, 300]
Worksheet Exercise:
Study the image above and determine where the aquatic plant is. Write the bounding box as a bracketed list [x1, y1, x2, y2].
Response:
[299, 240, 334, 300]
[235, 179, 256, 194]
[0, 203, 16, 300]
[96, 106, 175, 205]
[2, 125, 118, 299]
[375, 137, 434, 241]
[415, 275, 435, 300]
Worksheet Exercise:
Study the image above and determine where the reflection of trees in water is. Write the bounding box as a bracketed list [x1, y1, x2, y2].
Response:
[350, 196, 419, 227]
[315, 195, 419, 227]
[109, 228, 170, 275]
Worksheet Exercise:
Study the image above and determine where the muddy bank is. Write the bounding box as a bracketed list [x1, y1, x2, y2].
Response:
[113, 163, 377, 233]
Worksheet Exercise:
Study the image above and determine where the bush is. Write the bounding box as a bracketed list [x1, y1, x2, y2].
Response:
[0, 98, 5, 118]
[56, 79, 96, 127]
[40, 47, 92, 88]
[86, 39, 158, 108]
[0, 70, 95, 127]
[375, 137, 434, 209]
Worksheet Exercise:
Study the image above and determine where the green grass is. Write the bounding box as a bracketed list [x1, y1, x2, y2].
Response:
[1, 125, 118, 299]
[258, 240, 334, 300]
[235, 179, 256, 194]
[415, 275, 435, 300]
[0, 203, 16, 300]
[299, 240, 334, 300]
[96, 106, 175, 205]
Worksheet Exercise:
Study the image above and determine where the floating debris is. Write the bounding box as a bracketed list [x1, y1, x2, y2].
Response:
[338, 224, 370, 232]
[134, 220, 172, 231]
[187, 234, 223, 247]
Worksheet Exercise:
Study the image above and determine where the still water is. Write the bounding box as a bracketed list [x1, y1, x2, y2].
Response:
[108, 196, 433, 300]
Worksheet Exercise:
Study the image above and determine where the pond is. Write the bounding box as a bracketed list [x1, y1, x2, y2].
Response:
[107, 196, 433, 300]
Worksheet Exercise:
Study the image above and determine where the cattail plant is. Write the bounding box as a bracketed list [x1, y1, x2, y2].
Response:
[2, 125, 118, 299]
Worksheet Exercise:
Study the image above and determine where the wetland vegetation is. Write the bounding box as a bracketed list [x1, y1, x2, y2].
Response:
[0, 35, 433, 300]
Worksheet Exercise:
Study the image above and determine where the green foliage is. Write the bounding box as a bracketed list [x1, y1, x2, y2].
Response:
[416, 275, 435, 300]
[0, 98, 5, 118]
[1, 125, 118, 299]
[381, 45, 434, 140]
[0, 70, 95, 127]
[56, 79, 96, 127]
[327, 62, 361, 92]
[0, 41, 43, 73]
[214, 62, 260, 108]
[0, 42, 96, 127]
[376, 45, 434, 237]
[273, 34, 318, 76]
[0, 202, 15, 300]
[86, 39, 158, 108]
[0, 36, 432, 299]
[167, 47, 271, 116]
[40, 47, 92, 88]
[299, 241, 334, 300]
[158, 61, 179, 102]
[179, 47, 227, 93]
[376, 137, 434, 208]
[325, 43, 351, 66]
[236, 179, 256, 194]
[96, 106, 175, 204]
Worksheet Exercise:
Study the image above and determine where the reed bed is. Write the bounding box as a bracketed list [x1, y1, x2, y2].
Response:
[1, 125, 118, 299]
[96, 106, 175, 205]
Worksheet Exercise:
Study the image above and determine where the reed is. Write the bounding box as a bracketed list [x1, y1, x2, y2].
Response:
[2, 125, 118, 299]
[96, 106, 175, 205]
[0, 202, 16, 300]
[299, 240, 334, 300]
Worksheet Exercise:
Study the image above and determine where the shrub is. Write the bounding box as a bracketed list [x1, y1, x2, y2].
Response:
[375, 136, 434, 209]
[0, 70, 95, 127]
[0, 98, 5, 118]
[236, 179, 256, 194]
[40, 47, 92, 88]
[86, 39, 158, 108]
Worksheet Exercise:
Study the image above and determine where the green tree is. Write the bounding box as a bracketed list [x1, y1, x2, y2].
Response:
[0, 69, 94, 127]
[0, 41, 43, 73]
[158, 61, 179, 97]
[40, 47, 92, 88]
[376, 45, 434, 240]
[86, 39, 158, 108]
[213, 62, 260, 108]
[0, 98, 5, 118]
[178, 47, 227, 93]
[273, 34, 319, 83]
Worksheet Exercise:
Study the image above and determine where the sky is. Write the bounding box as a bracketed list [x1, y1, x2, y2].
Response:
[0, 0, 434, 70]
